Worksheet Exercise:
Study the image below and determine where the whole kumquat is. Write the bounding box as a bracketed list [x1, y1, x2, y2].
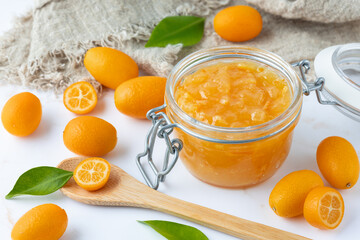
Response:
[63, 116, 117, 156]
[317, 136, 359, 189]
[214, 5, 262, 42]
[11, 204, 68, 240]
[84, 47, 138, 89]
[114, 76, 166, 119]
[1, 92, 42, 137]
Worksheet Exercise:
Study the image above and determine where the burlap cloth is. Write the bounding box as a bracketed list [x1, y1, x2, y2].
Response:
[0, 0, 359, 94]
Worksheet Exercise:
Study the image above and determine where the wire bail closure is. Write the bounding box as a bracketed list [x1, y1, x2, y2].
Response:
[136, 104, 183, 190]
[292, 60, 338, 106]
[294, 60, 360, 120]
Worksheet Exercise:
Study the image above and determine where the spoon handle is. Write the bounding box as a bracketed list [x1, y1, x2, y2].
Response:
[143, 190, 310, 240]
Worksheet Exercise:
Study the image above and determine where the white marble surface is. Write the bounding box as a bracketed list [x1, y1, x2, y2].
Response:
[1, 2, 360, 240]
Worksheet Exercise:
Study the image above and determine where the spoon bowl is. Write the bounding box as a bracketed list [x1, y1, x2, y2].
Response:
[58, 157, 153, 207]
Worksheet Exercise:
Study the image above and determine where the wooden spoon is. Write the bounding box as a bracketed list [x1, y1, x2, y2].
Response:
[58, 157, 309, 240]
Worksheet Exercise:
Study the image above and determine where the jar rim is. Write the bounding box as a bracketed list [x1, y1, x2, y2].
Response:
[165, 46, 303, 137]
[332, 43, 360, 91]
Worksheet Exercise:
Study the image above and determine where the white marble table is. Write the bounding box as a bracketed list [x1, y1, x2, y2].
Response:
[0, 2, 359, 240]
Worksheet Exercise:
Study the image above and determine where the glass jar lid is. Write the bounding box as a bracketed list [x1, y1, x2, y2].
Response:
[314, 43, 360, 119]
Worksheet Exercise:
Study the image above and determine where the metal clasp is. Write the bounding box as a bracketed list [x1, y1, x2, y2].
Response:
[136, 104, 183, 190]
[292, 60, 339, 106]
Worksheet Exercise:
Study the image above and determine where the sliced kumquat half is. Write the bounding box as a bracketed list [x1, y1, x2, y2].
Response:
[73, 157, 111, 191]
[304, 187, 344, 229]
[63, 81, 97, 114]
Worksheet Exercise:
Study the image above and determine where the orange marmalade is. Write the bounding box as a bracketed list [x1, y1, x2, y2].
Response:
[171, 60, 299, 188]
[175, 61, 291, 128]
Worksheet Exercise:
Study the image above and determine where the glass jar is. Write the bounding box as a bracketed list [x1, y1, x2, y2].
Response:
[164, 46, 303, 188]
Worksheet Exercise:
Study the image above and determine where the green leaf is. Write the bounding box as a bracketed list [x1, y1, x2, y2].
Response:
[6, 167, 73, 199]
[138, 220, 209, 240]
[145, 16, 205, 48]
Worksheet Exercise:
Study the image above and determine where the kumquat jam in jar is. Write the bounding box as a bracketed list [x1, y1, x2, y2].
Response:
[137, 46, 304, 189]
[172, 60, 295, 188]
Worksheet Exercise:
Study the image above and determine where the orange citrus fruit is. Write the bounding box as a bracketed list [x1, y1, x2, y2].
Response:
[1, 92, 42, 137]
[74, 157, 111, 191]
[269, 170, 324, 217]
[114, 76, 167, 119]
[63, 116, 117, 156]
[11, 203, 68, 240]
[304, 187, 344, 229]
[214, 5, 262, 42]
[63, 81, 97, 114]
[84, 47, 139, 89]
[317, 136, 359, 189]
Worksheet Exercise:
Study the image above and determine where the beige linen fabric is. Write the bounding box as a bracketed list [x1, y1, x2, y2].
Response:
[0, 0, 359, 94]
[245, 0, 360, 23]
[0, 0, 229, 94]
